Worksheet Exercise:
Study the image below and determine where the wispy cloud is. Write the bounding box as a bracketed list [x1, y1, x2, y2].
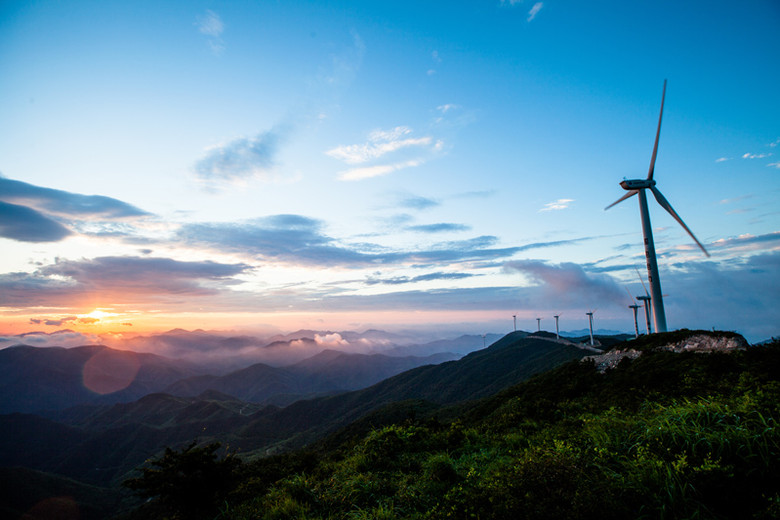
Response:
[767, 162, 780, 169]
[742, 152, 773, 159]
[196, 10, 225, 55]
[710, 231, 780, 252]
[328, 126, 442, 181]
[715, 157, 730, 163]
[194, 127, 288, 185]
[539, 198, 574, 212]
[398, 194, 439, 210]
[527, 2, 543, 21]
[327, 127, 433, 164]
[338, 160, 424, 181]
[365, 271, 477, 286]
[719, 194, 753, 204]
[406, 223, 471, 233]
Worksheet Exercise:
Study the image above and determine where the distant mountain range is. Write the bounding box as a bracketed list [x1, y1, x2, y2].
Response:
[0, 332, 590, 491]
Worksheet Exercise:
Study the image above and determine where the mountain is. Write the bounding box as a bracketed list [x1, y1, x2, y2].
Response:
[163, 350, 459, 406]
[235, 332, 589, 452]
[0, 466, 122, 520]
[0, 332, 585, 489]
[383, 333, 505, 357]
[0, 345, 201, 414]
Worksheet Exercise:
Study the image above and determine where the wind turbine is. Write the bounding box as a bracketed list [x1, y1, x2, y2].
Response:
[536, 317, 542, 332]
[628, 304, 641, 338]
[553, 314, 560, 340]
[605, 80, 709, 333]
[624, 287, 641, 338]
[513, 314, 517, 332]
[586, 311, 595, 346]
[637, 295, 652, 334]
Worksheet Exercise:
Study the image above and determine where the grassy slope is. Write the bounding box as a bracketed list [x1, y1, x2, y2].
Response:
[156, 332, 780, 520]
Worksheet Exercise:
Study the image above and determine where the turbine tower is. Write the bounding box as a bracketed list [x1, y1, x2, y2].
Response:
[553, 315, 560, 340]
[629, 304, 640, 338]
[637, 295, 652, 334]
[606, 80, 709, 333]
[536, 317, 542, 332]
[513, 314, 517, 332]
[586, 311, 595, 346]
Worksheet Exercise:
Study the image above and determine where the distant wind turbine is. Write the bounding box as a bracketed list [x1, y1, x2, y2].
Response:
[629, 304, 641, 338]
[605, 80, 709, 333]
[637, 295, 652, 334]
[553, 314, 560, 340]
[586, 311, 595, 346]
[625, 287, 640, 338]
[513, 314, 517, 332]
[536, 317, 542, 332]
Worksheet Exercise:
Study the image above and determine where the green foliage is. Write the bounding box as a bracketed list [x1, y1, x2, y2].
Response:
[123, 441, 242, 520]
[123, 338, 780, 520]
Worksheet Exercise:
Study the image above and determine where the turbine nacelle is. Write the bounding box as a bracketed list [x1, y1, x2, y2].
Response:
[620, 179, 655, 190]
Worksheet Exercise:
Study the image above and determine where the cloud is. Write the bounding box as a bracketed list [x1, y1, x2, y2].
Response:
[406, 223, 471, 233]
[365, 271, 477, 286]
[0, 329, 101, 350]
[715, 157, 730, 163]
[0, 256, 251, 307]
[196, 10, 225, 55]
[515, 235, 602, 253]
[719, 195, 753, 204]
[314, 332, 349, 348]
[0, 201, 73, 242]
[176, 215, 523, 268]
[710, 231, 780, 253]
[768, 162, 780, 169]
[338, 159, 424, 181]
[0, 176, 150, 219]
[539, 198, 574, 212]
[194, 128, 287, 184]
[742, 152, 773, 159]
[504, 259, 624, 306]
[398, 194, 439, 210]
[527, 2, 543, 21]
[328, 126, 442, 181]
[327, 127, 433, 164]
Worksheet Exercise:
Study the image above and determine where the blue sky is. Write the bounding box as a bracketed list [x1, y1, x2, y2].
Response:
[1, 0, 778, 344]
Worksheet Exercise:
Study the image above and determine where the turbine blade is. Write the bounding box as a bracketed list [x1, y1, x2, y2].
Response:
[635, 266, 650, 297]
[605, 189, 638, 210]
[650, 186, 710, 257]
[647, 79, 667, 181]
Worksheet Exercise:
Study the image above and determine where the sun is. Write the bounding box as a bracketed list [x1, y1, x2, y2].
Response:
[82, 309, 116, 321]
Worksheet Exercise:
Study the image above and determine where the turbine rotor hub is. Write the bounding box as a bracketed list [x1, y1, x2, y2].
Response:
[620, 179, 655, 190]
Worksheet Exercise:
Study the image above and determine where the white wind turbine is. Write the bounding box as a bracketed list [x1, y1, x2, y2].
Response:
[586, 311, 595, 346]
[606, 80, 709, 333]
[553, 314, 560, 340]
[625, 288, 641, 338]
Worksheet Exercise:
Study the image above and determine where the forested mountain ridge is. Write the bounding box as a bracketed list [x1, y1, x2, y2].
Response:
[120, 331, 780, 520]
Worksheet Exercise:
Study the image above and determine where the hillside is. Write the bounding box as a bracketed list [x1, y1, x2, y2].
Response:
[120, 332, 780, 520]
[0, 345, 200, 414]
[163, 350, 459, 406]
[0, 332, 584, 492]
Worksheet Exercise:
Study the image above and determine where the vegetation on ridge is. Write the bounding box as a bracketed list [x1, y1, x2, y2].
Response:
[122, 333, 780, 520]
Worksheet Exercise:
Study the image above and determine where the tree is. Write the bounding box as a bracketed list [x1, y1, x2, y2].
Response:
[124, 441, 241, 519]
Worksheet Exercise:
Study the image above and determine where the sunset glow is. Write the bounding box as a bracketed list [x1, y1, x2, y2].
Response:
[1, 1, 778, 348]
